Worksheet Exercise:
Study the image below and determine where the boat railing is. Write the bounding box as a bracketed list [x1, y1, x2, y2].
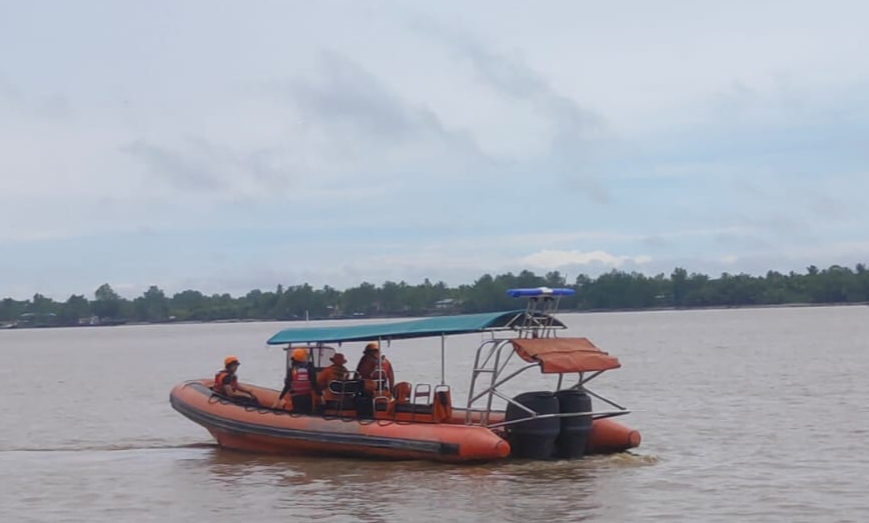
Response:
[576, 384, 629, 411]
[408, 382, 432, 423]
[413, 383, 431, 405]
[464, 349, 631, 428]
[464, 287, 631, 428]
[485, 409, 630, 430]
[465, 338, 509, 425]
[469, 354, 561, 405]
[510, 287, 571, 339]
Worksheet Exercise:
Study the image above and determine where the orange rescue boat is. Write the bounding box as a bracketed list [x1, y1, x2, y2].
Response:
[170, 287, 641, 462]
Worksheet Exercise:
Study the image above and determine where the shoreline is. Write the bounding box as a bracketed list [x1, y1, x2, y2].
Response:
[2, 301, 866, 330]
[574, 301, 869, 314]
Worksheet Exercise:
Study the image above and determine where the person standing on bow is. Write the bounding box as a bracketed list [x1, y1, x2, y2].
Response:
[355, 342, 395, 395]
[213, 356, 259, 405]
[273, 348, 319, 414]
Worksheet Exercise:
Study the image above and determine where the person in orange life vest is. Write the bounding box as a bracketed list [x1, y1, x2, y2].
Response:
[273, 348, 319, 414]
[213, 356, 259, 405]
[355, 342, 395, 394]
[317, 353, 350, 403]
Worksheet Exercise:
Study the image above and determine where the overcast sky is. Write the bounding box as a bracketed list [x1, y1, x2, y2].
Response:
[2, 1, 868, 300]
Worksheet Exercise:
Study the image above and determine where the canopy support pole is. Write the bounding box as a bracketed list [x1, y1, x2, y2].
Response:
[377, 336, 382, 383]
[440, 333, 446, 385]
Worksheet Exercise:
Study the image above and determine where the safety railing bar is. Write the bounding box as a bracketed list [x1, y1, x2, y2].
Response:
[579, 370, 605, 385]
[486, 409, 631, 429]
[490, 389, 536, 417]
[413, 383, 431, 405]
[465, 342, 488, 422]
[465, 339, 504, 423]
[483, 343, 508, 424]
[580, 387, 628, 411]
[478, 340, 501, 370]
[467, 363, 537, 404]
[496, 344, 517, 375]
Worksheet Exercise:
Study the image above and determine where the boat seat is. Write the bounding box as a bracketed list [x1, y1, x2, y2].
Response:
[394, 402, 435, 415]
[433, 385, 453, 421]
[323, 395, 358, 419]
[328, 379, 364, 395]
[370, 382, 448, 423]
[324, 399, 356, 410]
[391, 386, 451, 417]
[413, 383, 431, 404]
[393, 382, 436, 417]
[323, 380, 362, 418]
[393, 382, 412, 403]
[374, 396, 390, 412]
[363, 369, 391, 398]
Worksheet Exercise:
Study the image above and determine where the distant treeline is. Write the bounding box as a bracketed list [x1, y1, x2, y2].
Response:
[2, 264, 869, 327]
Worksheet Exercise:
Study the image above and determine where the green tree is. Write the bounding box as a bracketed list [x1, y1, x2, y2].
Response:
[92, 283, 123, 319]
[342, 282, 379, 315]
[30, 293, 56, 314]
[133, 286, 170, 322]
[58, 294, 90, 325]
[0, 298, 25, 322]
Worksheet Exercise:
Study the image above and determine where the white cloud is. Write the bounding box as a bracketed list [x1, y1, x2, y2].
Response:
[510, 227, 754, 245]
[2, 1, 869, 297]
[520, 250, 653, 269]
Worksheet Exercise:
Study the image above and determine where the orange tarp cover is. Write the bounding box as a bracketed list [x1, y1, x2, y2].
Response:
[511, 337, 621, 374]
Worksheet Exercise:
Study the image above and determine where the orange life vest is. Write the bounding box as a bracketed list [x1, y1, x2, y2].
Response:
[290, 366, 312, 395]
[213, 370, 238, 394]
[319, 365, 349, 401]
[357, 355, 394, 390]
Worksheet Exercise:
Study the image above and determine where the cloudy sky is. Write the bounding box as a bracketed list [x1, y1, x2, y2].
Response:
[2, 1, 868, 300]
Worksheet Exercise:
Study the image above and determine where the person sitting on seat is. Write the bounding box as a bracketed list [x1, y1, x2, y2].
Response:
[355, 342, 395, 394]
[318, 353, 349, 390]
[213, 356, 259, 405]
[318, 353, 351, 406]
[273, 348, 319, 414]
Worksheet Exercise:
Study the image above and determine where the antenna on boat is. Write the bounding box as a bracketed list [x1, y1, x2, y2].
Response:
[506, 287, 575, 338]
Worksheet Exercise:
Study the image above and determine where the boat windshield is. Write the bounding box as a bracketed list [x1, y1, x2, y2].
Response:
[285, 345, 337, 370]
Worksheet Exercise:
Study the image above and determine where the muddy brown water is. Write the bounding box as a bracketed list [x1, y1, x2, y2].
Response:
[2, 306, 868, 522]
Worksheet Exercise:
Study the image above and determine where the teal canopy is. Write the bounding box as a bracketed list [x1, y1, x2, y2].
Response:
[266, 310, 566, 345]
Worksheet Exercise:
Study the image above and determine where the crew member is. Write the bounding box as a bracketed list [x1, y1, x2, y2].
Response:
[318, 353, 350, 405]
[213, 356, 259, 405]
[273, 348, 319, 414]
[355, 342, 395, 394]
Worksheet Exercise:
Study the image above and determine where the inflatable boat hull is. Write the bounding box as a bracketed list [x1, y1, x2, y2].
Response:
[170, 380, 510, 462]
[170, 380, 640, 462]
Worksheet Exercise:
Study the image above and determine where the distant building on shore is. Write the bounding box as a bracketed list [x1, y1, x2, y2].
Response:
[15, 312, 59, 328]
[434, 298, 461, 312]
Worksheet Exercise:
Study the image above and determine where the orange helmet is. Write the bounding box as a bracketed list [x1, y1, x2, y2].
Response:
[224, 356, 240, 367]
[291, 348, 308, 362]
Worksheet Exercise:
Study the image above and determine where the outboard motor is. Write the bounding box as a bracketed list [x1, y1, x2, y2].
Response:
[504, 391, 560, 459]
[553, 389, 593, 459]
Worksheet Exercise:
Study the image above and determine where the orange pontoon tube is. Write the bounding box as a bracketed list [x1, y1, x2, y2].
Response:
[171, 380, 509, 462]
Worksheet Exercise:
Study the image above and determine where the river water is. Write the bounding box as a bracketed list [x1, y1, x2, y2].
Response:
[1, 306, 868, 522]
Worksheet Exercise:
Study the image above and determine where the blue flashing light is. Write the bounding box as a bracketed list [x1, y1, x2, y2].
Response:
[506, 287, 576, 298]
